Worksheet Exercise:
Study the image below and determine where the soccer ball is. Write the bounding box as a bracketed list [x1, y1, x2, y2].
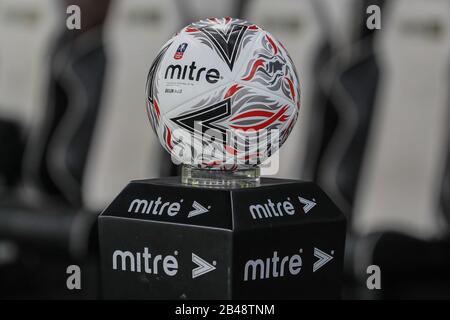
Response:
[146, 17, 300, 170]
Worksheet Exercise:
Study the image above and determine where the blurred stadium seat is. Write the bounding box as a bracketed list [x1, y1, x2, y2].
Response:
[0, 0, 111, 299]
[0, 0, 58, 191]
[83, 0, 182, 211]
[350, 0, 450, 299]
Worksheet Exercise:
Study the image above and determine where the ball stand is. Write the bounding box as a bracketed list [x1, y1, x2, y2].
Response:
[98, 165, 346, 299]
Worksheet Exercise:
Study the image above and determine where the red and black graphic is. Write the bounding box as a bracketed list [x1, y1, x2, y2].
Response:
[241, 33, 300, 105]
[199, 24, 247, 71]
[185, 18, 256, 71]
[170, 98, 231, 143]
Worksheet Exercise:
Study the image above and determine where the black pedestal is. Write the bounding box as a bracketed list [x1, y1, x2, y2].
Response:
[98, 177, 346, 299]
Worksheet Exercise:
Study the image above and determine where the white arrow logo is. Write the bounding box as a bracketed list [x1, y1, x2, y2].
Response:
[192, 253, 216, 279]
[298, 196, 316, 214]
[313, 247, 334, 272]
[188, 201, 210, 218]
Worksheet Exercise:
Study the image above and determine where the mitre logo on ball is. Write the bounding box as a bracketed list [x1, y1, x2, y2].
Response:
[146, 17, 301, 170]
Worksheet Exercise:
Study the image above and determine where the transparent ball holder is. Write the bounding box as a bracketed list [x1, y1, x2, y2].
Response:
[181, 164, 260, 188]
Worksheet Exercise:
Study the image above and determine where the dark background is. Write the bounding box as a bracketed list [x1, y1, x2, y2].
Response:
[0, 0, 449, 299]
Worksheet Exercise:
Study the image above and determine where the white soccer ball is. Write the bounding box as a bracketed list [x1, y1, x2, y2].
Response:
[146, 17, 300, 170]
